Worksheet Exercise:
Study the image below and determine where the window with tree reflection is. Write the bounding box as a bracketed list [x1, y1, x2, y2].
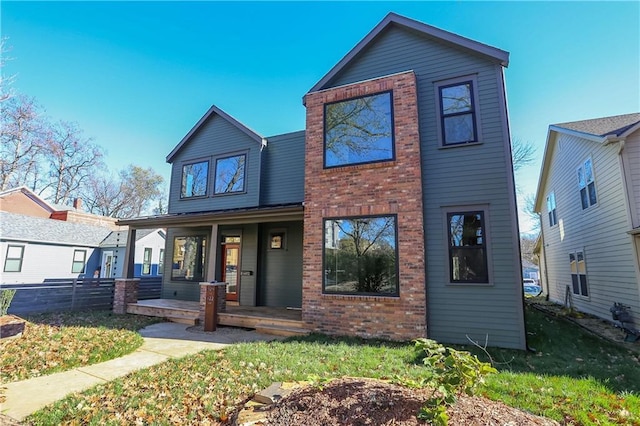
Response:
[324, 91, 394, 168]
[181, 161, 209, 198]
[323, 215, 398, 295]
[172, 236, 207, 281]
[438, 81, 478, 145]
[447, 211, 488, 283]
[215, 154, 246, 194]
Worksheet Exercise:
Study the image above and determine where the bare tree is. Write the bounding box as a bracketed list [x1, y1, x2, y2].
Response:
[1, 38, 16, 103]
[84, 165, 164, 218]
[511, 138, 535, 172]
[0, 95, 47, 191]
[39, 121, 104, 205]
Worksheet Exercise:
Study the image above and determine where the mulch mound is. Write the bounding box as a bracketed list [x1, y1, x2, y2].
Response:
[263, 378, 558, 425]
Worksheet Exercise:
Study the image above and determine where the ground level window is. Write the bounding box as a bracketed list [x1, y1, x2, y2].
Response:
[158, 249, 164, 275]
[447, 211, 488, 283]
[323, 215, 398, 296]
[72, 249, 86, 274]
[142, 247, 152, 275]
[172, 236, 207, 281]
[4, 245, 24, 272]
[569, 250, 588, 297]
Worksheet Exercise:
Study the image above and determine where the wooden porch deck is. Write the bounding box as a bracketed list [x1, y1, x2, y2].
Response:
[127, 299, 307, 337]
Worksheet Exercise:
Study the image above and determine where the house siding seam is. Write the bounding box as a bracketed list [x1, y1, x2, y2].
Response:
[302, 71, 427, 341]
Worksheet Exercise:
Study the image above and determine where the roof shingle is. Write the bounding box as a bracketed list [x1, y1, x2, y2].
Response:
[554, 113, 640, 137]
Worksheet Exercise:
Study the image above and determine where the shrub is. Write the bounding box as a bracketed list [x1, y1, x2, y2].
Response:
[0, 289, 16, 316]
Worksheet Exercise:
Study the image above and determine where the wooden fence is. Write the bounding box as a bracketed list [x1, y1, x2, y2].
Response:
[2, 277, 162, 316]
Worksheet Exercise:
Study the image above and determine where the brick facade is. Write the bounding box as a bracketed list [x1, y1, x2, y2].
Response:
[113, 278, 140, 314]
[302, 71, 427, 341]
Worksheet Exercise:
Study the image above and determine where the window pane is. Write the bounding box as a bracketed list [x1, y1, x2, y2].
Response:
[324, 92, 393, 167]
[441, 84, 472, 114]
[584, 159, 593, 183]
[580, 188, 589, 210]
[158, 249, 164, 275]
[571, 275, 579, 294]
[569, 253, 577, 273]
[448, 212, 488, 283]
[181, 161, 209, 198]
[143, 248, 152, 275]
[443, 114, 474, 144]
[579, 275, 588, 296]
[551, 210, 557, 226]
[577, 167, 585, 188]
[588, 182, 597, 205]
[172, 236, 207, 281]
[7, 245, 23, 258]
[323, 216, 397, 295]
[4, 259, 22, 272]
[215, 155, 246, 194]
[72, 250, 86, 273]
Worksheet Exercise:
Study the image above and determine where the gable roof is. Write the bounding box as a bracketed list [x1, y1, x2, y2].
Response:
[0, 186, 55, 214]
[534, 112, 640, 212]
[166, 104, 266, 163]
[0, 211, 113, 246]
[551, 113, 640, 141]
[100, 228, 165, 247]
[307, 11, 509, 95]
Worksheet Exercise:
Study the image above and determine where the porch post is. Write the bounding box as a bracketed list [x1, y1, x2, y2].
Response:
[121, 228, 137, 279]
[113, 278, 139, 314]
[207, 224, 218, 281]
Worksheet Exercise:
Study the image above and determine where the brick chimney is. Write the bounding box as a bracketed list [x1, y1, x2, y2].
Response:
[73, 198, 82, 211]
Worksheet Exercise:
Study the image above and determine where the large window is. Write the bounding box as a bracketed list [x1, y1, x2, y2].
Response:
[172, 236, 207, 281]
[181, 160, 209, 198]
[547, 192, 557, 227]
[214, 154, 246, 194]
[324, 91, 394, 168]
[569, 250, 589, 297]
[4, 245, 24, 272]
[142, 248, 152, 275]
[577, 158, 597, 209]
[436, 77, 479, 146]
[71, 249, 86, 274]
[323, 215, 398, 296]
[447, 211, 488, 283]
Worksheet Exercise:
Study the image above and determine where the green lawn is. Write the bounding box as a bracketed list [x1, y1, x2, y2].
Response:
[25, 305, 640, 425]
[0, 310, 162, 383]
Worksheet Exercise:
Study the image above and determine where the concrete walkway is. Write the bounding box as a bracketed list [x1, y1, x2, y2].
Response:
[1, 322, 280, 421]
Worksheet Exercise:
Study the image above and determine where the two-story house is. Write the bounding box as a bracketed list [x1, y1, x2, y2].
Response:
[120, 12, 526, 349]
[534, 113, 640, 331]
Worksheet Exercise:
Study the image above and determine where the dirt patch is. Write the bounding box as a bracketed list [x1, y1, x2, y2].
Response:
[262, 378, 557, 426]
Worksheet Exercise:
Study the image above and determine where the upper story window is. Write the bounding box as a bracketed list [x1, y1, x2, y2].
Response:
[214, 154, 246, 194]
[4, 245, 24, 272]
[577, 158, 597, 209]
[181, 160, 209, 198]
[435, 76, 480, 146]
[547, 192, 557, 227]
[447, 211, 488, 283]
[324, 91, 394, 168]
[323, 215, 398, 296]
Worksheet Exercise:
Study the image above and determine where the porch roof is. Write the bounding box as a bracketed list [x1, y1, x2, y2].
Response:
[117, 203, 304, 229]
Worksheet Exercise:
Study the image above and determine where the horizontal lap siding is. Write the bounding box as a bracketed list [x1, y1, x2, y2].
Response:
[259, 221, 303, 308]
[624, 132, 640, 227]
[168, 114, 261, 214]
[326, 27, 524, 348]
[261, 131, 305, 205]
[162, 227, 210, 301]
[540, 133, 640, 328]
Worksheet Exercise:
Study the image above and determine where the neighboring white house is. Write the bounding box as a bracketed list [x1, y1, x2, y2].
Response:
[534, 113, 640, 330]
[99, 229, 166, 278]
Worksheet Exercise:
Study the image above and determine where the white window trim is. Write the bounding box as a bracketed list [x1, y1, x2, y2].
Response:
[441, 204, 493, 286]
[434, 74, 483, 148]
[547, 191, 558, 227]
[142, 247, 152, 275]
[576, 157, 598, 210]
[568, 249, 590, 299]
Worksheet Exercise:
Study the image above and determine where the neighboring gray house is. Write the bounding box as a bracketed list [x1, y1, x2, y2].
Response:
[120, 12, 525, 349]
[99, 228, 166, 278]
[0, 211, 111, 283]
[535, 113, 640, 330]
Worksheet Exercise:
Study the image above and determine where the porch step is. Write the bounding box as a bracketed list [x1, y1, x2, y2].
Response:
[254, 324, 310, 337]
[126, 303, 200, 325]
[218, 312, 303, 330]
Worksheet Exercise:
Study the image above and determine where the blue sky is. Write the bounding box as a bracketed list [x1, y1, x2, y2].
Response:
[3, 1, 639, 233]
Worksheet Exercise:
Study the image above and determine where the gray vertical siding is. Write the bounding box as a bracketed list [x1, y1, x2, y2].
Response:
[261, 131, 305, 205]
[539, 132, 640, 328]
[168, 114, 261, 214]
[258, 221, 303, 308]
[237, 224, 258, 306]
[321, 26, 524, 348]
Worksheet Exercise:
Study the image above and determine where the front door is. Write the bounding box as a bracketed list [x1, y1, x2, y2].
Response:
[222, 243, 240, 302]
